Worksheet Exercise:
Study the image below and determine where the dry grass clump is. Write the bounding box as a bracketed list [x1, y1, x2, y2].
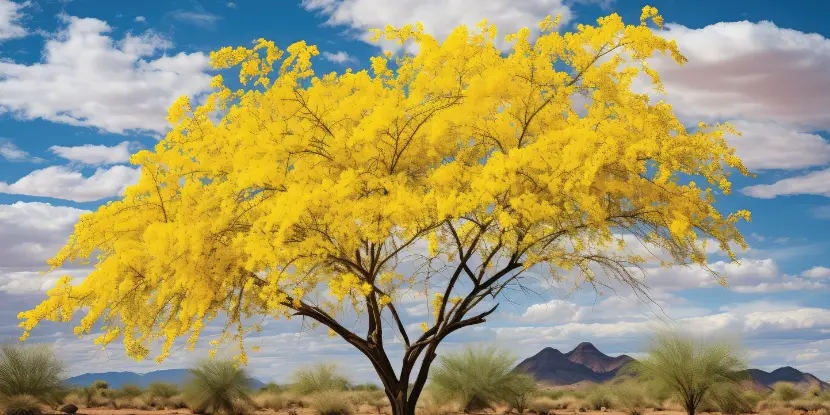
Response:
[585, 389, 615, 410]
[529, 396, 581, 413]
[789, 398, 824, 412]
[772, 383, 802, 402]
[254, 392, 287, 411]
[416, 393, 453, 415]
[309, 391, 354, 415]
[292, 364, 350, 395]
[768, 407, 791, 415]
[1, 395, 43, 415]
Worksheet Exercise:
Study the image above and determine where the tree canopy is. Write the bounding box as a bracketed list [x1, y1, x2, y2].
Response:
[18, 6, 751, 415]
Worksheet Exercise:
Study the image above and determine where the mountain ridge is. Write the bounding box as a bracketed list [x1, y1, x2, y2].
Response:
[65, 369, 267, 389]
[513, 342, 829, 390]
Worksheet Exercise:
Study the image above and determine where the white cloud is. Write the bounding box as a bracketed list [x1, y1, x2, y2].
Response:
[0, 139, 43, 162]
[0, 202, 89, 268]
[49, 141, 136, 165]
[0, 165, 141, 202]
[517, 299, 582, 324]
[0, 0, 28, 41]
[803, 266, 830, 279]
[726, 121, 830, 171]
[227, 2, 237, 8]
[0, 15, 212, 134]
[301, 0, 573, 53]
[649, 21, 830, 131]
[169, 9, 220, 29]
[627, 258, 827, 294]
[0, 268, 92, 293]
[134, 16, 146, 22]
[741, 168, 830, 199]
[322, 51, 356, 64]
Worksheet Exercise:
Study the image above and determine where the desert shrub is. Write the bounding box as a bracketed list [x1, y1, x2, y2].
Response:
[613, 382, 649, 415]
[351, 383, 381, 392]
[743, 390, 765, 409]
[772, 383, 802, 402]
[292, 364, 350, 395]
[168, 394, 188, 409]
[254, 392, 286, 411]
[708, 389, 753, 414]
[368, 397, 390, 415]
[282, 391, 310, 408]
[815, 408, 830, 415]
[642, 379, 673, 410]
[536, 390, 565, 401]
[585, 387, 615, 410]
[622, 327, 748, 415]
[1, 394, 42, 415]
[429, 345, 537, 412]
[758, 399, 785, 411]
[0, 343, 66, 406]
[260, 382, 281, 393]
[121, 384, 143, 397]
[149, 382, 179, 399]
[529, 397, 557, 414]
[346, 390, 384, 406]
[790, 399, 824, 412]
[90, 381, 108, 390]
[61, 394, 83, 408]
[819, 391, 830, 402]
[416, 394, 452, 415]
[183, 359, 255, 415]
[769, 407, 791, 415]
[310, 391, 354, 415]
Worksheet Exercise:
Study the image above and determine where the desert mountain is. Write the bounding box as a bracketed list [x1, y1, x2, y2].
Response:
[514, 343, 828, 390]
[513, 342, 633, 386]
[65, 369, 267, 389]
[746, 367, 830, 391]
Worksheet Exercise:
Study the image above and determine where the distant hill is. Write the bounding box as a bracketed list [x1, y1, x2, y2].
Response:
[513, 342, 633, 386]
[514, 342, 828, 391]
[746, 367, 830, 391]
[65, 369, 267, 389]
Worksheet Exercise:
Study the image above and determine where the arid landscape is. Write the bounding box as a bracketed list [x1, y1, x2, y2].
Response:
[1, 1, 829, 415]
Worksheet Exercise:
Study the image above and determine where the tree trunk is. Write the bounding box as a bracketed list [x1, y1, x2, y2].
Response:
[387, 389, 412, 415]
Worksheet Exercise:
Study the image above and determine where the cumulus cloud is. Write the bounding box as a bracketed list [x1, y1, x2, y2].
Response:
[726, 121, 830, 171]
[322, 50, 357, 64]
[49, 141, 137, 165]
[0, 139, 44, 162]
[803, 266, 830, 279]
[741, 168, 830, 199]
[0, 15, 212, 134]
[0, 0, 28, 41]
[0, 202, 89, 268]
[301, 0, 573, 53]
[649, 21, 830, 131]
[0, 165, 141, 202]
[627, 258, 826, 293]
[134, 16, 146, 22]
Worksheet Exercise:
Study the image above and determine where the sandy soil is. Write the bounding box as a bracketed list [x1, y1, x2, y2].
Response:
[58, 409, 692, 415]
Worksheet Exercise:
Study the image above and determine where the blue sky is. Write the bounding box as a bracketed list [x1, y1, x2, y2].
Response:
[1, 0, 830, 383]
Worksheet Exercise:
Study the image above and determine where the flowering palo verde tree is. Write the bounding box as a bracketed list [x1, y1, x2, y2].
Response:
[20, 6, 752, 415]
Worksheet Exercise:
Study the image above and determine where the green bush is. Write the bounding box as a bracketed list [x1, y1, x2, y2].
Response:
[121, 384, 142, 397]
[585, 387, 615, 410]
[790, 398, 824, 412]
[429, 345, 537, 412]
[148, 382, 178, 399]
[0, 343, 66, 406]
[90, 380, 108, 390]
[183, 359, 255, 415]
[772, 382, 802, 402]
[309, 391, 354, 415]
[1, 395, 42, 415]
[254, 392, 286, 411]
[292, 364, 351, 395]
[622, 327, 748, 415]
